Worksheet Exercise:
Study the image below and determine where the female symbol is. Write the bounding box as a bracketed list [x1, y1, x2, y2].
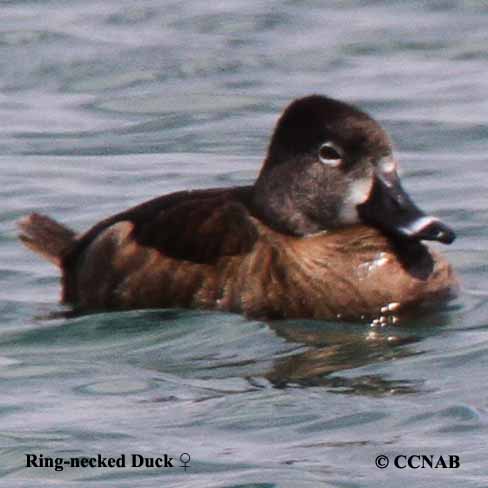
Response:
[179, 453, 191, 471]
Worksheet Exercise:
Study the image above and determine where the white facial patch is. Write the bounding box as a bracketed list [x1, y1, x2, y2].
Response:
[348, 178, 374, 205]
[339, 177, 374, 224]
[398, 215, 439, 236]
[379, 158, 397, 174]
[377, 158, 399, 188]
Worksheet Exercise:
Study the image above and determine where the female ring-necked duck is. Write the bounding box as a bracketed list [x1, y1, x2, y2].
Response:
[19, 95, 457, 321]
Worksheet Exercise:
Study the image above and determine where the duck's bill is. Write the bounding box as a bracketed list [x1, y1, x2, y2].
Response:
[357, 170, 456, 244]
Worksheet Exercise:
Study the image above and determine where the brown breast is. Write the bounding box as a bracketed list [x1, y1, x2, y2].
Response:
[233, 223, 457, 320]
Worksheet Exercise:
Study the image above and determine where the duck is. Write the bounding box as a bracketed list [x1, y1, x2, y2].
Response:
[18, 95, 458, 321]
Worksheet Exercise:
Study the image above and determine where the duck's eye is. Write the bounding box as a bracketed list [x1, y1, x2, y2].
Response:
[318, 142, 342, 167]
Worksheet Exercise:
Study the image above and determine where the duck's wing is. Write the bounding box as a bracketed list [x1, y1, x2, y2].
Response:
[68, 186, 260, 265]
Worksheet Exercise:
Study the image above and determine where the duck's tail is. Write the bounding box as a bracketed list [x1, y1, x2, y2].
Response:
[18, 213, 76, 267]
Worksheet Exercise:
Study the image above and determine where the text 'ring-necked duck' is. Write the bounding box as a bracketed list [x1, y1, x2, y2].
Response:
[18, 95, 458, 321]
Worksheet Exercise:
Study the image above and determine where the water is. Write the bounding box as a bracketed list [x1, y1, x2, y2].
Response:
[1, 1, 488, 486]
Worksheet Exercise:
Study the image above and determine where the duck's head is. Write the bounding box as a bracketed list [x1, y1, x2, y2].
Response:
[253, 95, 455, 244]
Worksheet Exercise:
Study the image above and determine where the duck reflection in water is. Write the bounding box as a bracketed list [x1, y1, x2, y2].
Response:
[263, 305, 456, 392]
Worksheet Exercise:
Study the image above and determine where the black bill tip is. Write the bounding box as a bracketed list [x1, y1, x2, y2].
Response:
[399, 216, 456, 244]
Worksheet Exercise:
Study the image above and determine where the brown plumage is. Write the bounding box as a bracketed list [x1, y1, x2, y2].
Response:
[18, 95, 458, 320]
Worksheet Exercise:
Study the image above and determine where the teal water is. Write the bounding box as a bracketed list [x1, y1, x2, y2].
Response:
[1, 1, 488, 487]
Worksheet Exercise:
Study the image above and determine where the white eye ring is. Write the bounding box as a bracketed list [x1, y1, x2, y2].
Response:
[318, 141, 343, 167]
